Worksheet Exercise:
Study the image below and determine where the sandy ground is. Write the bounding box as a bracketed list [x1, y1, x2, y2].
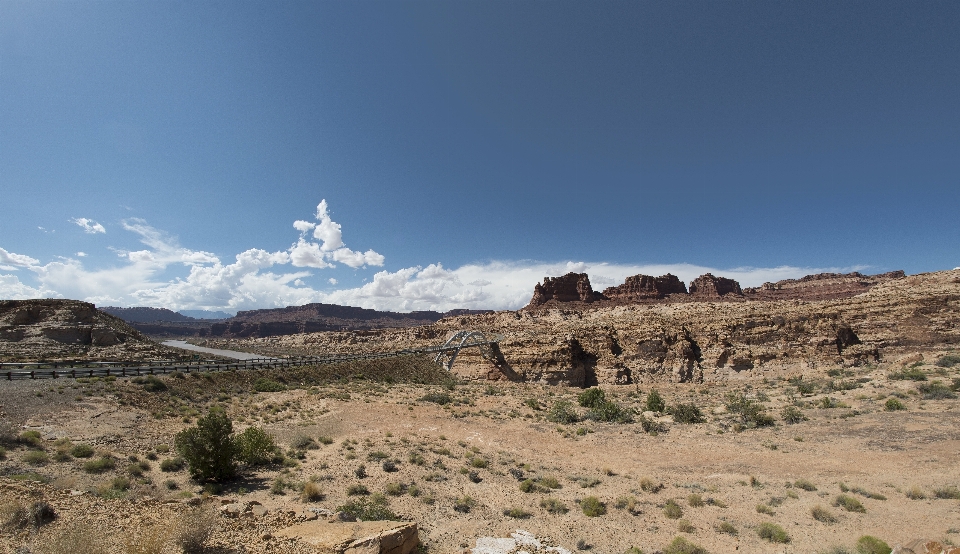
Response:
[0, 356, 958, 553]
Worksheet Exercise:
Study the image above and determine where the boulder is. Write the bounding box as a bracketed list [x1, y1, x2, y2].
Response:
[275, 520, 418, 554]
[689, 273, 743, 297]
[893, 539, 960, 554]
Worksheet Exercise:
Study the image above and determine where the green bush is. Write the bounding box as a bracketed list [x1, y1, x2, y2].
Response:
[884, 398, 906, 411]
[578, 387, 606, 409]
[160, 457, 186, 472]
[580, 496, 606, 517]
[833, 494, 866, 512]
[662, 536, 709, 554]
[716, 521, 737, 535]
[139, 376, 168, 392]
[888, 368, 927, 381]
[539, 497, 568, 514]
[546, 400, 580, 424]
[933, 485, 960, 499]
[585, 400, 634, 424]
[726, 392, 774, 427]
[781, 406, 807, 423]
[23, 450, 48, 466]
[918, 382, 957, 400]
[337, 493, 396, 521]
[935, 354, 960, 368]
[856, 535, 891, 554]
[83, 456, 115, 474]
[236, 427, 278, 466]
[502, 507, 532, 519]
[795, 478, 817, 491]
[453, 495, 477, 513]
[669, 403, 704, 424]
[70, 444, 94, 458]
[419, 391, 452, 404]
[757, 522, 790, 543]
[174, 406, 239, 481]
[18, 431, 43, 448]
[663, 499, 683, 519]
[645, 389, 666, 413]
[810, 505, 837, 523]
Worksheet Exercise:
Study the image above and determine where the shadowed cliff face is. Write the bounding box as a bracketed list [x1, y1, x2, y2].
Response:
[234, 270, 960, 386]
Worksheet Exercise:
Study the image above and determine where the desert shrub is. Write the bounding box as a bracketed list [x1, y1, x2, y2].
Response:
[123, 524, 169, 554]
[23, 450, 49, 466]
[614, 495, 639, 514]
[757, 522, 790, 543]
[172, 506, 217, 553]
[159, 457, 186, 472]
[382, 459, 398, 472]
[83, 456, 116, 473]
[781, 405, 807, 424]
[546, 400, 580, 424]
[318, 435, 334, 445]
[905, 485, 925, 499]
[175, 406, 238, 481]
[638, 415, 667, 435]
[716, 521, 737, 535]
[540, 497, 568, 514]
[795, 478, 817, 491]
[301, 481, 324, 502]
[578, 387, 606, 408]
[918, 381, 957, 400]
[663, 499, 683, 519]
[33, 523, 107, 554]
[252, 378, 286, 392]
[756, 503, 774, 515]
[384, 482, 404, 496]
[539, 475, 561, 489]
[952, 378, 960, 391]
[884, 398, 906, 411]
[408, 451, 426, 465]
[849, 486, 886, 500]
[290, 434, 318, 450]
[833, 494, 866, 512]
[725, 392, 774, 427]
[645, 389, 666, 412]
[1, 500, 56, 531]
[139, 375, 167, 392]
[453, 495, 477, 513]
[419, 391, 452, 405]
[67, 444, 92, 458]
[811, 505, 837, 522]
[856, 535, 891, 554]
[933, 485, 960, 499]
[18, 430, 44, 447]
[639, 477, 663, 493]
[677, 519, 695, 533]
[687, 494, 704, 507]
[580, 496, 606, 517]
[519, 479, 541, 493]
[503, 507, 532, 519]
[236, 426, 278, 466]
[347, 483, 369, 495]
[888, 368, 927, 381]
[669, 403, 704, 424]
[585, 400, 634, 424]
[662, 536, 709, 554]
[935, 354, 960, 368]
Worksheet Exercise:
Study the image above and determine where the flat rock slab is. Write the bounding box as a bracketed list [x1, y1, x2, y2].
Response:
[276, 520, 418, 554]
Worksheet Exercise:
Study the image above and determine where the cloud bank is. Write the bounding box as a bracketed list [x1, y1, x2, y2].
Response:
[71, 218, 106, 234]
[1, 202, 867, 313]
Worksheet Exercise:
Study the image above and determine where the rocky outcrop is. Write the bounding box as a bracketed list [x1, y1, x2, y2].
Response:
[242, 269, 960, 386]
[688, 273, 743, 297]
[526, 273, 604, 308]
[893, 539, 960, 554]
[276, 520, 419, 554]
[0, 300, 180, 362]
[743, 270, 906, 301]
[602, 273, 687, 301]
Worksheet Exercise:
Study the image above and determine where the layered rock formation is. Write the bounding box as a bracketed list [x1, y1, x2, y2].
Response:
[602, 273, 687, 301]
[742, 271, 906, 301]
[238, 269, 960, 387]
[0, 300, 181, 361]
[527, 273, 603, 307]
[688, 273, 743, 297]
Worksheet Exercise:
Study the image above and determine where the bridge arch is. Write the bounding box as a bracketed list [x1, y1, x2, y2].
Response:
[433, 330, 501, 371]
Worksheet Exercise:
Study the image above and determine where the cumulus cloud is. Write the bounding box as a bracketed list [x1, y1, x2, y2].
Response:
[71, 218, 106, 234]
[0, 274, 49, 299]
[286, 200, 384, 269]
[0, 248, 39, 270]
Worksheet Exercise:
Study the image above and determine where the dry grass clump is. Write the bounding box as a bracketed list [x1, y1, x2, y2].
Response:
[33, 523, 108, 554]
[540, 497, 568, 514]
[811, 505, 838, 523]
[757, 522, 790, 543]
[687, 493, 704, 507]
[663, 499, 683, 519]
[794, 478, 817, 491]
[580, 496, 606, 517]
[905, 486, 925, 500]
[663, 536, 709, 554]
[171, 506, 217, 553]
[301, 480, 324, 502]
[833, 494, 866, 513]
[123, 525, 169, 554]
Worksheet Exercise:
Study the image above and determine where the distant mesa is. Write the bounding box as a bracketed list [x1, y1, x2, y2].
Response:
[689, 273, 743, 298]
[602, 273, 687, 301]
[525, 269, 905, 309]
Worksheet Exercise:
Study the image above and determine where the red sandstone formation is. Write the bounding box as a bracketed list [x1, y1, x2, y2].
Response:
[602, 274, 687, 301]
[742, 271, 906, 301]
[527, 273, 603, 308]
[689, 273, 743, 297]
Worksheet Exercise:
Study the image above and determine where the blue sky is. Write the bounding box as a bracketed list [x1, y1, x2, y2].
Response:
[2, 1, 959, 313]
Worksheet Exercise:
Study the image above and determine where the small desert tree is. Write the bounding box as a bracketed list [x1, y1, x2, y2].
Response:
[175, 406, 239, 481]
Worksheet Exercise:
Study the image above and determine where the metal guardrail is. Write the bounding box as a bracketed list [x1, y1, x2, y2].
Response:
[0, 333, 504, 381]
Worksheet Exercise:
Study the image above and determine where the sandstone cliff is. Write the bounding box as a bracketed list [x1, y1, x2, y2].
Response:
[602, 273, 687, 301]
[235, 270, 960, 388]
[527, 273, 604, 308]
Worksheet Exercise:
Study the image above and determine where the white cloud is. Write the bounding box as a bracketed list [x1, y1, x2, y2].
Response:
[331, 248, 385, 268]
[293, 220, 315, 234]
[287, 200, 383, 269]
[0, 247, 40, 270]
[76, 252, 87, 257]
[0, 274, 48, 299]
[312, 200, 344, 251]
[289, 239, 332, 268]
[328, 278, 338, 285]
[71, 218, 106, 234]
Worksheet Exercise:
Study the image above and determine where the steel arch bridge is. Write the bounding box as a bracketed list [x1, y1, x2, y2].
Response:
[431, 330, 503, 371]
